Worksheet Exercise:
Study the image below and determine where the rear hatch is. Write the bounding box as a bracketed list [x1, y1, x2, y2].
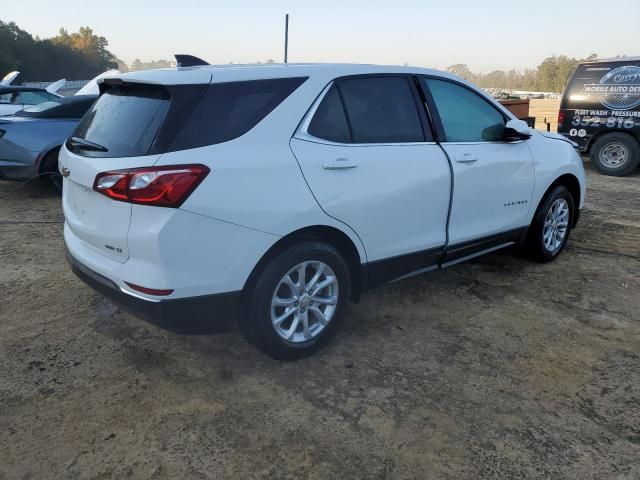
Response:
[61, 79, 208, 262]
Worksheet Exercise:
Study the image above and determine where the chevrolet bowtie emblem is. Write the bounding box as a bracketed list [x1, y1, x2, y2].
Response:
[61, 167, 71, 177]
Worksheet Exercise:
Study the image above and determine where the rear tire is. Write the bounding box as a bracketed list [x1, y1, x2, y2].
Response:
[240, 241, 351, 360]
[590, 133, 640, 177]
[39, 149, 62, 193]
[521, 185, 574, 263]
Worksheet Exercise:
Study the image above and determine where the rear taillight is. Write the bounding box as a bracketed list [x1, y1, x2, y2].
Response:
[557, 110, 565, 130]
[94, 164, 209, 207]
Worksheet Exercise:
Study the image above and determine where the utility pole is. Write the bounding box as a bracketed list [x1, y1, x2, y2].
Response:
[284, 14, 289, 64]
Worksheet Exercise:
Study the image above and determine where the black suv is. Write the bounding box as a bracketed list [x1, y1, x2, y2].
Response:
[558, 57, 640, 176]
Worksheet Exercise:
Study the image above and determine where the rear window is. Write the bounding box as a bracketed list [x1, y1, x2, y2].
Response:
[70, 85, 170, 157]
[169, 77, 307, 151]
[69, 78, 306, 158]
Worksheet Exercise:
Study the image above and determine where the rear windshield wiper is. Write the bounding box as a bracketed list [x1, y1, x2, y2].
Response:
[68, 136, 108, 152]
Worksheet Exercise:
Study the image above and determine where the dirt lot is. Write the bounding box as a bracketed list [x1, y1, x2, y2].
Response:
[1, 161, 639, 479]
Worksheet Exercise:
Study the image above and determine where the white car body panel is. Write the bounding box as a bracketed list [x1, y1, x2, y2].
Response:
[60, 63, 586, 310]
[525, 130, 587, 219]
[291, 138, 450, 261]
[441, 141, 535, 244]
[157, 142, 368, 266]
[64, 208, 279, 298]
[60, 148, 165, 263]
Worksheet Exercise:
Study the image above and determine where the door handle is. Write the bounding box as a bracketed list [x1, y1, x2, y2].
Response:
[322, 158, 358, 170]
[455, 153, 478, 164]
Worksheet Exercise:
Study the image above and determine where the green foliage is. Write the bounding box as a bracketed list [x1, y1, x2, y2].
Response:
[446, 64, 477, 82]
[0, 21, 117, 82]
[447, 54, 600, 92]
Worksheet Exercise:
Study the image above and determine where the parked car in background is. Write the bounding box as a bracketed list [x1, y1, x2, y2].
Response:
[61, 63, 585, 359]
[0, 86, 63, 116]
[74, 69, 120, 96]
[0, 71, 20, 85]
[0, 95, 97, 190]
[558, 57, 640, 176]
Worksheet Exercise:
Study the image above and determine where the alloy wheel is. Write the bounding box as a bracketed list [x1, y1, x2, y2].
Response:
[543, 198, 569, 253]
[270, 261, 339, 343]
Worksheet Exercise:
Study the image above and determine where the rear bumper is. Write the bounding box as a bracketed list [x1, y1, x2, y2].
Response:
[66, 248, 240, 334]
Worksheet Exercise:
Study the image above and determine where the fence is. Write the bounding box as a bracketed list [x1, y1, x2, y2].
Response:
[22, 80, 89, 89]
[21, 80, 89, 97]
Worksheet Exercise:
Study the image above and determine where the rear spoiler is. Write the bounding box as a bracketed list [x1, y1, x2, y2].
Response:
[1, 71, 19, 85]
[46, 78, 66, 94]
[175, 54, 209, 68]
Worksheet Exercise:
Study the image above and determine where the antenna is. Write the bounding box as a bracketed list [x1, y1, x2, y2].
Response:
[284, 14, 289, 63]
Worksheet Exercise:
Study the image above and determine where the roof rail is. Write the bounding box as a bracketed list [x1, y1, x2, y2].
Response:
[175, 54, 209, 68]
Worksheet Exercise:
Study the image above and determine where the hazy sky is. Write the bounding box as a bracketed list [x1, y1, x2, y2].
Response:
[4, 0, 639, 72]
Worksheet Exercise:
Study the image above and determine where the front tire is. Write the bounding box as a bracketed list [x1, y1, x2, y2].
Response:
[521, 185, 574, 262]
[241, 242, 351, 360]
[590, 133, 640, 177]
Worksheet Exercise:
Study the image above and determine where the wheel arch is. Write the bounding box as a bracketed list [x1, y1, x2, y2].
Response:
[540, 173, 582, 227]
[36, 144, 62, 173]
[242, 225, 365, 303]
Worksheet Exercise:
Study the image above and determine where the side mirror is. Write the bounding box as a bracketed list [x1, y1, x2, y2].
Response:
[504, 119, 532, 141]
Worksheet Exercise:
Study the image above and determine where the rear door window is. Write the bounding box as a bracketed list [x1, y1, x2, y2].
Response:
[70, 85, 170, 157]
[169, 77, 307, 150]
[336, 76, 426, 143]
[424, 79, 505, 142]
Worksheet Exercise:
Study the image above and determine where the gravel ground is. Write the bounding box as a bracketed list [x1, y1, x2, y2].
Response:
[1, 161, 638, 480]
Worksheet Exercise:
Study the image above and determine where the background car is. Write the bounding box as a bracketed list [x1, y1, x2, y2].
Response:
[0, 85, 63, 116]
[0, 94, 97, 190]
[557, 57, 640, 176]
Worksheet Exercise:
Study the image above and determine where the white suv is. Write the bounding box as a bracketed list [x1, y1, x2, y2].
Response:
[60, 63, 586, 359]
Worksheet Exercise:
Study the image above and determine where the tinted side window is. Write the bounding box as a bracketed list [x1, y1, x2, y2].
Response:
[425, 79, 505, 142]
[308, 85, 351, 143]
[20, 91, 58, 105]
[170, 77, 307, 150]
[337, 77, 425, 143]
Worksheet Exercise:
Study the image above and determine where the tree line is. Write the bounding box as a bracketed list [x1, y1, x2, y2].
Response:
[445, 54, 601, 93]
[0, 21, 117, 82]
[0, 20, 277, 80]
[0, 19, 620, 91]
